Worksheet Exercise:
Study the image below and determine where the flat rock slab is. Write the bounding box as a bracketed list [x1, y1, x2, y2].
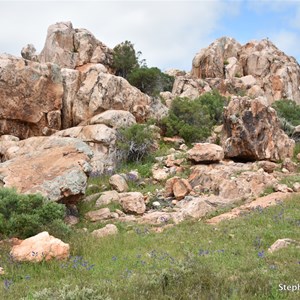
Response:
[0, 136, 92, 202]
[206, 192, 299, 225]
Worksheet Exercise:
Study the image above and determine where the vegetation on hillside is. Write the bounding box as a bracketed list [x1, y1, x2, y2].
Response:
[0, 188, 70, 240]
[159, 90, 228, 144]
[112, 41, 174, 97]
[0, 194, 299, 299]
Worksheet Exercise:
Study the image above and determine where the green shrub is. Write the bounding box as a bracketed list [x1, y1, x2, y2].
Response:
[128, 67, 174, 97]
[0, 188, 69, 239]
[272, 99, 300, 126]
[160, 90, 227, 143]
[116, 124, 156, 163]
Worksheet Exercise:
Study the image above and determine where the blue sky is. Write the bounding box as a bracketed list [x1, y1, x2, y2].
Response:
[1, 0, 300, 71]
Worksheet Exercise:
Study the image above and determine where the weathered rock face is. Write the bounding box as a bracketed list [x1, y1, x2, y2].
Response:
[0, 136, 92, 202]
[54, 124, 116, 174]
[191, 37, 300, 104]
[0, 54, 63, 139]
[87, 110, 136, 128]
[38, 21, 113, 70]
[222, 97, 295, 162]
[10, 232, 70, 262]
[192, 37, 242, 79]
[61, 63, 167, 127]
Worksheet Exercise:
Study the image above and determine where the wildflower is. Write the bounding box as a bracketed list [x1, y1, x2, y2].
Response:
[112, 256, 117, 261]
[258, 251, 265, 258]
[4, 279, 13, 290]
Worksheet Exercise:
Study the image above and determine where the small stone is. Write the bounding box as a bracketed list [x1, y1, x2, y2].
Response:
[95, 190, 119, 207]
[91, 224, 118, 238]
[152, 201, 161, 208]
[85, 208, 112, 222]
[268, 238, 297, 253]
[0, 267, 4, 275]
[179, 144, 188, 151]
[292, 182, 300, 192]
[109, 174, 128, 192]
[281, 168, 289, 173]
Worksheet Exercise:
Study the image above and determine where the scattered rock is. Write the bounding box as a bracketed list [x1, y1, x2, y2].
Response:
[95, 190, 120, 207]
[109, 174, 128, 193]
[282, 158, 298, 173]
[268, 238, 298, 253]
[173, 178, 192, 200]
[85, 208, 112, 222]
[257, 161, 278, 173]
[152, 166, 169, 181]
[292, 182, 300, 192]
[91, 224, 118, 238]
[64, 215, 79, 226]
[10, 232, 70, 262]
[0, 267, 4, 275]
[274, 184, 293, 193]
[119, 192, 146, 215]
[187, 143, 224, 163]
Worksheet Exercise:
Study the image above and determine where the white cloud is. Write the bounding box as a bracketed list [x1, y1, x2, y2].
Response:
[0, 0, 239, 71]
[271, 29, 300, 59]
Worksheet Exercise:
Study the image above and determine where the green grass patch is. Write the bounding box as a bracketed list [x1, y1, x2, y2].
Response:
[1, 195, 300, 299]
[279, 175, 300, 188]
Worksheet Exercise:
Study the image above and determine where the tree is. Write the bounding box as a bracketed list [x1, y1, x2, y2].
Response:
[128, 67, 174, 97]
[112, 41, 140, 79]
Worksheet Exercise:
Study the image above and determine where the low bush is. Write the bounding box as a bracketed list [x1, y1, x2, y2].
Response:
[272, 99, 300, 126]
[128, 67, 174, 97]
[0, 188, 69, 239]
[116, 123, 156, 163]
[160, 90, 227, 143]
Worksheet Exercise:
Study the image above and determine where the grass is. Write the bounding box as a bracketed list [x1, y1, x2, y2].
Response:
[1, 194, 300, 299]
[279, 175, 300, 188]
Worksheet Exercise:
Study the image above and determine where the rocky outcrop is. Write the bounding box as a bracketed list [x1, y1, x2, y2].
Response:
[189, 160, 276, 201]
[222, 97, 295, 161]
[64, 64, 167, 125]
[10, 232, 70, 262]
[54, 124, 116, 174]
[0, 136, 92, 202]
[192, 37, 242, 79]
[0, 54, 63, 139]
[191, 37, 300, 104]
[38, 21, 113, 70]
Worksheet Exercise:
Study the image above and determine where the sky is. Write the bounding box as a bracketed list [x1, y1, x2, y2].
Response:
[1, 0, 300, 71]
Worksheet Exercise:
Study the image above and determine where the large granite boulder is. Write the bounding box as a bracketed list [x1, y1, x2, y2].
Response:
[222, 97, 295, 162]
[10, 232, 70, 262]
[0, 54, 63, 139]
[61, 64, 167, 125]
[38, 21, 113, 70]
[54, 124, 116, 174]
[0, 136, 93, 202]
[192, 37, 242, 79]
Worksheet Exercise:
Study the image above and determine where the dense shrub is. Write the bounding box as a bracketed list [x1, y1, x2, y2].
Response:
[128, 67, 174, 97]
[160, 90, 227, 143]
[0, 188, 69, 239]
[272, 99, 300, 126]
[116, 123, 156, 163]
[112, 40, 140, 79]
